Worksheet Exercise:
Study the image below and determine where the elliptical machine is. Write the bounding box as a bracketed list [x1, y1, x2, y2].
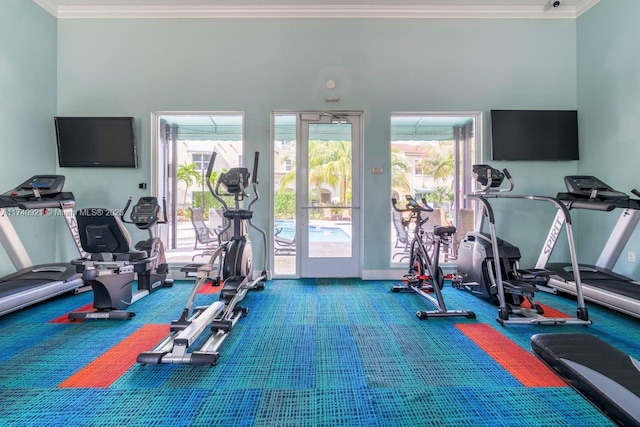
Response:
[68, 197, 173, 320]
[456, 164, 591, 325]
[138, 151, 269, 366]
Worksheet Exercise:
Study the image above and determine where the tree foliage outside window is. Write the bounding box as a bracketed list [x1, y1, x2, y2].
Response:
[177, 162, 202, 205]
[391, 142, 455, 206]
[278, 140, 352, 206]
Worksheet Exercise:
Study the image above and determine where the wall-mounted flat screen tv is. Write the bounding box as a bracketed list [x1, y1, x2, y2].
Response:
[490, 110, 579, 161]
[55, 117, 138, 167]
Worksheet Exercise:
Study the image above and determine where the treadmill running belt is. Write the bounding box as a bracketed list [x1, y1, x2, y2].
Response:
[0, 263, 80, 299]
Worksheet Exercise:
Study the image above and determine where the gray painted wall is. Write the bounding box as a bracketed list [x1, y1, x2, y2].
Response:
[0, 1, 57, 276]
[577, 0, 640, 278]
[55, 18, 578, 273]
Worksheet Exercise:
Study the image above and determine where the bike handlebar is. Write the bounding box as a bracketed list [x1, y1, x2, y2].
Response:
[391, 197, 433, 213]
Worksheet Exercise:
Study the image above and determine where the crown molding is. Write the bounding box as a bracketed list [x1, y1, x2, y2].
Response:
[33, 2, 601, 20]
[32, 0, 58, 16]
[576, 0, 601, 17]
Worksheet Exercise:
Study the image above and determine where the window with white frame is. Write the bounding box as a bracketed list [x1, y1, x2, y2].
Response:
[390, 113, 479, 265]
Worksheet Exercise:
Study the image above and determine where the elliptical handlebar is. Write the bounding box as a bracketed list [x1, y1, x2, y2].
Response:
[252, 152, 259, 185]
[247, 152, 261, 212]
[161, 198, 169, 224]
[206, 151, 217, 187]
[206, 151, 230, 211]
[121, 197, 133, 223]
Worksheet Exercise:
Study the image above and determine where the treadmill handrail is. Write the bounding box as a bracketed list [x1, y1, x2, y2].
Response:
[1, 192, 76, 210]
[466, 192, 575, 225]
[17, 199, 75, 210]
[557, 192, 640, 210]
[565, 200, 616, 212]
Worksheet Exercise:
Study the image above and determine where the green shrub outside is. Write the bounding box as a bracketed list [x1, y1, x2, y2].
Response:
[274, 191, 295, 219]
[191, 190, 295, 220]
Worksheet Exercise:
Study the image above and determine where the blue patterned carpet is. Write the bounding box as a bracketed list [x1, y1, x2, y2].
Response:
[0, 278, 638, 426]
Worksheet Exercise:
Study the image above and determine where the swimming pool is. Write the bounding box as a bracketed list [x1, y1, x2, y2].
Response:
[275, 221, 350, 243]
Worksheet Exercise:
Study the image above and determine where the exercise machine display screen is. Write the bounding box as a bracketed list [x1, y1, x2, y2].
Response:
[1, 175, 65, 198]
[473, 164, 505, 188]
[564, 176, 628, 200]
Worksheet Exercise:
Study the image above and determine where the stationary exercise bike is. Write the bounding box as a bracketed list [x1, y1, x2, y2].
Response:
[69, 197, 173, 320]
[138, 151, 269, 365]
[392, 196, 475, 320]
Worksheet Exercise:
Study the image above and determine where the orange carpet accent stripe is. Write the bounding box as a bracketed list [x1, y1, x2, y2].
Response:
[49, 303, 94, 324]
[198, 283, 222, 294]
[520, 300, 570, 318]
[58, 324, 169, 388]
[456, 323, 567, 388]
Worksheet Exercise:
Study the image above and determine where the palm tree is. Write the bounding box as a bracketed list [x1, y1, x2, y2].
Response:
[425, 185, 454, 204]
[429, 151, 454, 183]
[277, 140, 352, 205]
[177, 162, 202, 205]
[318, 140, 351, 205]
[413, 145, 439, 175]
[278, 146, 297, 192]
[391, 147, 411, 196]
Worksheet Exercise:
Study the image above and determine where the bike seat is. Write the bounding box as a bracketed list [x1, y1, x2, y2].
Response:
[434, 225, 456, 237]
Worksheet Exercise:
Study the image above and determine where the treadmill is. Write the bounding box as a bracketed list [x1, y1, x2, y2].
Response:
[535, 175, 640, 318]
[0, 175, 86, 317]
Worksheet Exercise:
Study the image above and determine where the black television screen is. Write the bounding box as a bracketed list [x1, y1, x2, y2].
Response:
[490, 110, 579, 161]
[55, 117, 138, 167]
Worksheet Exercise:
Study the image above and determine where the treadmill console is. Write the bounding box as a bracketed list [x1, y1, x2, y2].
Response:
[473, 164, 505, 188]
[2, 175, 65, 198]
[0, 175, 74, 209]
[564, 176, 629, 200]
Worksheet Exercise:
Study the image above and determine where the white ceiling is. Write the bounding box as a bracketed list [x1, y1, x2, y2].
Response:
[34, 0, 601, 19]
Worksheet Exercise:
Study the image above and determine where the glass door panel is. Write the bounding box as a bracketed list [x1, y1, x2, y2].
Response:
[299, 113, 360, 277]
